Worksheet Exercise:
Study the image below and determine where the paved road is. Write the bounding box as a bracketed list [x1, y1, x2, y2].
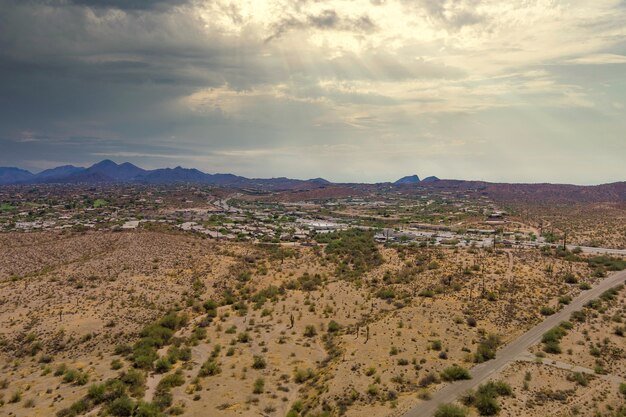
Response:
[400, 268, 626, 417]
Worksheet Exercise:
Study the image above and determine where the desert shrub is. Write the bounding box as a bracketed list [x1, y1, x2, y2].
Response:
[114, 344, 133, 356]
[56, 398, 90, 417]
[587, 256, 626, 271]
[558, 295, 572, 305]
[600, 288, 619, 302]
[294, 368, 315, 383]
[253, 378, 265, 394]
[107, 395, 135, 416]
[418, 289, 434, 298]
[564, 273, 578, 284]
[304, 325, 317, 337]
[62, 369, 89, 385]
[559, 321, 573, 330]
[543, 340, 562, 354]
[9, 390, 22, 403]
[158, 313, 186, 331]
[204, 299, 218, 317]
[367, 384, 379, 396]
[570, 310, 586, 322]
[87, 383, 107, 404]
[198, 360, 221, 377]
[463, 381, 511, 416]
[475, 394, 500, 416]
[152, 389, 172, 410]
[316, 229, 383, 280]
[478, 381, 512, 397]
[251, 285, 283, 308]
[431, 340, 443, 351]
[440, 365, 471, 381]
[157, 371, 185, 391]
[540, 306, 555, 316]
[287, 272, 323, 291]
[567, 372, 589, 387]
[419, 372, 440, 387]
[434, 404, 468, 417]
[154, 358, 171, 374]
[132, 339, 159, 370]
[474, 334, 500, 363]
[377, 288, 396, 299]
[134, 401, 161, 417]
[542, 326, 567, 343]
[252, 355, 267, 369]
[140, 325, 174, 347]
[327, 320, 341, 333]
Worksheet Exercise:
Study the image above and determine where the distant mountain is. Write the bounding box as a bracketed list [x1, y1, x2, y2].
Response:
[421, 176, 439, 183]
[0, 160, 328, 190]
[36, 165, 85, 180]
[308, 177, 331, 185]
[0, 167, 34, 184]
[141, 167, 213, 183]
[84, 160, 146, 181]
[394, 175, 420, 185]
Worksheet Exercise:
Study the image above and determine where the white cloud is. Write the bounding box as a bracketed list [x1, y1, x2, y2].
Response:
[565, 54, 626, 65]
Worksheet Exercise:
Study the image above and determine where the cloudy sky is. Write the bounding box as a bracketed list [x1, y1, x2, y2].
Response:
[0, 0, 625, 184]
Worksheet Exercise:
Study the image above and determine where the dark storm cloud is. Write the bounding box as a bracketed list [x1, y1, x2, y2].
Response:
[402, 0, 486, 30]
[14, 0, 191, 11]
[0, 0, 624, 184]
[266, 9, 377, 42]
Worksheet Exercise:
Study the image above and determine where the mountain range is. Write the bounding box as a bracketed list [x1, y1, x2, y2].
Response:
[0, 160, 401, 189]
[0, 161, 441, 189]
[0, 160, 624, 203]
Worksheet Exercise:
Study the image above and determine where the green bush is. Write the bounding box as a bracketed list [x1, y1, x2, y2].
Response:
[252, 355, 267, 369]
[327, 320, 341, 333]
[107, 395, 135, 416]
[570, 310, 586, 322]
[120, 369, 146, 397]
[134, 401, 162, 417]
[154, 358, 171, 374]
[294, 368, 315, 383]
[474, 334, 500, 363]
[304, 325, 317, 338]
[198, 360, 221, 376]
[157, 371, 185, 390]
[434, 404, 468, 417]
[543, 340, 562, 354]
[253, 378, 265, 394]
[87, 383, 107, 404]
[377, 288, 396, 299]
[475, 394, 500, 416]
[440, 365, 471, 381]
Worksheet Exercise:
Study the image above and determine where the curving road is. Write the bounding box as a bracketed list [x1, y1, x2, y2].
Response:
[400, 268, 626, 417]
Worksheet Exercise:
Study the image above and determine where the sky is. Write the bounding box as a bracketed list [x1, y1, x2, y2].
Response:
[0, 0, 625, 184]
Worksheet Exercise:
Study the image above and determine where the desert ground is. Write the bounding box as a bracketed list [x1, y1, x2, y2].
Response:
[1, 226, 623, 417]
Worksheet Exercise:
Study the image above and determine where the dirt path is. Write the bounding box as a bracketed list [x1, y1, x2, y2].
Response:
[398, 268, 626, 417]
[515, 351, 623, 384]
